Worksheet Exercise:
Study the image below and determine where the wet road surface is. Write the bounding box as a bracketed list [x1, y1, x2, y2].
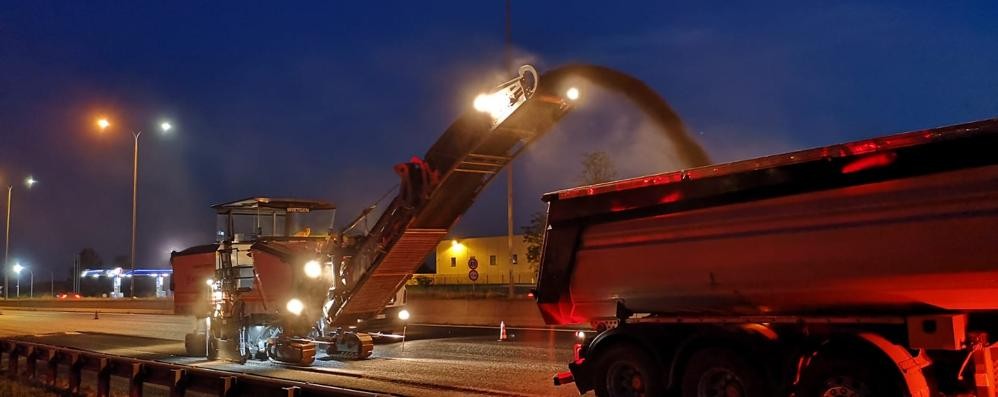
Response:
[0, 310, 587, 396]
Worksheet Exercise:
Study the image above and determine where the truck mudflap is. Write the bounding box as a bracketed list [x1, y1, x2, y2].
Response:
[554, 342, 593, 393]
[553, 371, 574, 386]
[558, 359, 592, 393]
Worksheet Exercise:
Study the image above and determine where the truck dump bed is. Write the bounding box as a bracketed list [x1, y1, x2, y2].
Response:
[536, 118, 998, 325]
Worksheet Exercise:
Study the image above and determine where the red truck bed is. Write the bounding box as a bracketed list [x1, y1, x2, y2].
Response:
[535, 118, 998, 325]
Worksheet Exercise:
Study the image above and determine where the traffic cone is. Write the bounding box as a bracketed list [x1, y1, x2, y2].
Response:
[498, 321, 508, 341]
[93, 310, 99, 320]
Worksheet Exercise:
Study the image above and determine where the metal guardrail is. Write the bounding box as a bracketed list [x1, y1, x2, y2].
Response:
[0, 339, 387, 397]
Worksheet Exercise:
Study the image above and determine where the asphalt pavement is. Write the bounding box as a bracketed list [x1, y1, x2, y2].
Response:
[0, 310, 587, 396]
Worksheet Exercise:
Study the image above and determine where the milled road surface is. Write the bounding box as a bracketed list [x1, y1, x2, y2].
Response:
[0, 310, 587, 396]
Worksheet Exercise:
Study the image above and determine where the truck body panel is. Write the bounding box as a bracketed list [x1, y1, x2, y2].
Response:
[537, 118, 998, 325]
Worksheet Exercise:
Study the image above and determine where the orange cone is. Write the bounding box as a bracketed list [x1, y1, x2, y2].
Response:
[498, 321, 508, 341]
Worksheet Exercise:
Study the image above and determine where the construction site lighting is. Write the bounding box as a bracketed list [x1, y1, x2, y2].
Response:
[450, 240, 466, 254]
[12, 263, 24, 274]
[286, 298, 304, 316]
[206, 278, 214, 286]
[566, 87, 580, 101]
[473, 91, 515, 122]
[303, 260, 322, 279]
[398, 309, 410, 321]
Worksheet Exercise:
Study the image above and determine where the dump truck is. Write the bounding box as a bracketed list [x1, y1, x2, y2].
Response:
[536, 118, 998, 396]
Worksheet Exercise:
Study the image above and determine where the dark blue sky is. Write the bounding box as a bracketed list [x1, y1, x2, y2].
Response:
[1, 1, 996, 278]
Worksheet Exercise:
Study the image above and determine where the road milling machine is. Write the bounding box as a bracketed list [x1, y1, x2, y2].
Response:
[176, 64, 692, 365]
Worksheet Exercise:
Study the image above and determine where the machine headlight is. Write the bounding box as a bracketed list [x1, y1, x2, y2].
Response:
[565, 87, 580, 101]
[286, 298, 304, 316]
[303, 260, 322, 279]
[398, 309, 411, 321]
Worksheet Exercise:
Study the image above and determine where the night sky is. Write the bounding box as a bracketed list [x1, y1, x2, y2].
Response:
[1, 2, 996, 280]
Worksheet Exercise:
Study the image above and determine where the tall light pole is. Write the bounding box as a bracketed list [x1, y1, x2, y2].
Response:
[130, 129, 141, 298]
[3, 185, 9, 299]
[4, 176, 37, 299]
[97, 117, 173, 298]
[504, 0, 516, 297]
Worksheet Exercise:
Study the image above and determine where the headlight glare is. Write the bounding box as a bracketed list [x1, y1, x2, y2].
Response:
[303, 260, 322, 279]
[286, 298, 304, 316]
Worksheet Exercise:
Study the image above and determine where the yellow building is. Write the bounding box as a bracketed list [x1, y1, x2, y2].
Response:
[426, 235, 535, 285]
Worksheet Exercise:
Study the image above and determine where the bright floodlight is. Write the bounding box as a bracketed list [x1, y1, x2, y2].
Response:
[398, 309, 411, 321]
[12, 263, 24, 274]
[286, 298, 305, 316]
[97, 118, 110, 130]
[473, 94, 492, 112]
[566, 87, 580, 101]
[24, 176, 37, 188]
[206, 278, 214, 286]
[160, 121, 172, 132]
[473, 91, 514, 121]
[303, 260, 322, 279]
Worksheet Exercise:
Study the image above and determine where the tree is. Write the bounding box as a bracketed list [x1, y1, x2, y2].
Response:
[579, 151, 618, 185]
[78, 248, 103, 268]
[521, 210, 547, 271]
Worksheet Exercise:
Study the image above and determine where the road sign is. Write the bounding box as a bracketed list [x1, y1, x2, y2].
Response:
[468, 269, 479, 281]
[468, 256, 478, 270]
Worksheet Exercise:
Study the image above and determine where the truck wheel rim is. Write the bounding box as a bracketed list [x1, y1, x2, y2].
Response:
[607, 362, 645, 397]
[697, 368, 744, 397]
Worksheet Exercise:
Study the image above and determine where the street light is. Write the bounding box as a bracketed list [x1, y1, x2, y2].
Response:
[4, 175, 37, 299]
[96, 117, 174, 297]
[12, 262, 32, 298]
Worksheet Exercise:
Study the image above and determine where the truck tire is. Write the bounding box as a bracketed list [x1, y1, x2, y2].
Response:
[680, 348, 769, 397]
[593, 343, 665, 397]
[207, 336, 219, 360]
[797, 353, 903, 397]
[184, 333, 206, 357]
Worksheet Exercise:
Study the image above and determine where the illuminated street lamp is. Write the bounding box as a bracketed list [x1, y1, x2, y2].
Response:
[12, 262, 32, 298]
[4, 175, 37, 299]
[96, 117, 175, 298]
